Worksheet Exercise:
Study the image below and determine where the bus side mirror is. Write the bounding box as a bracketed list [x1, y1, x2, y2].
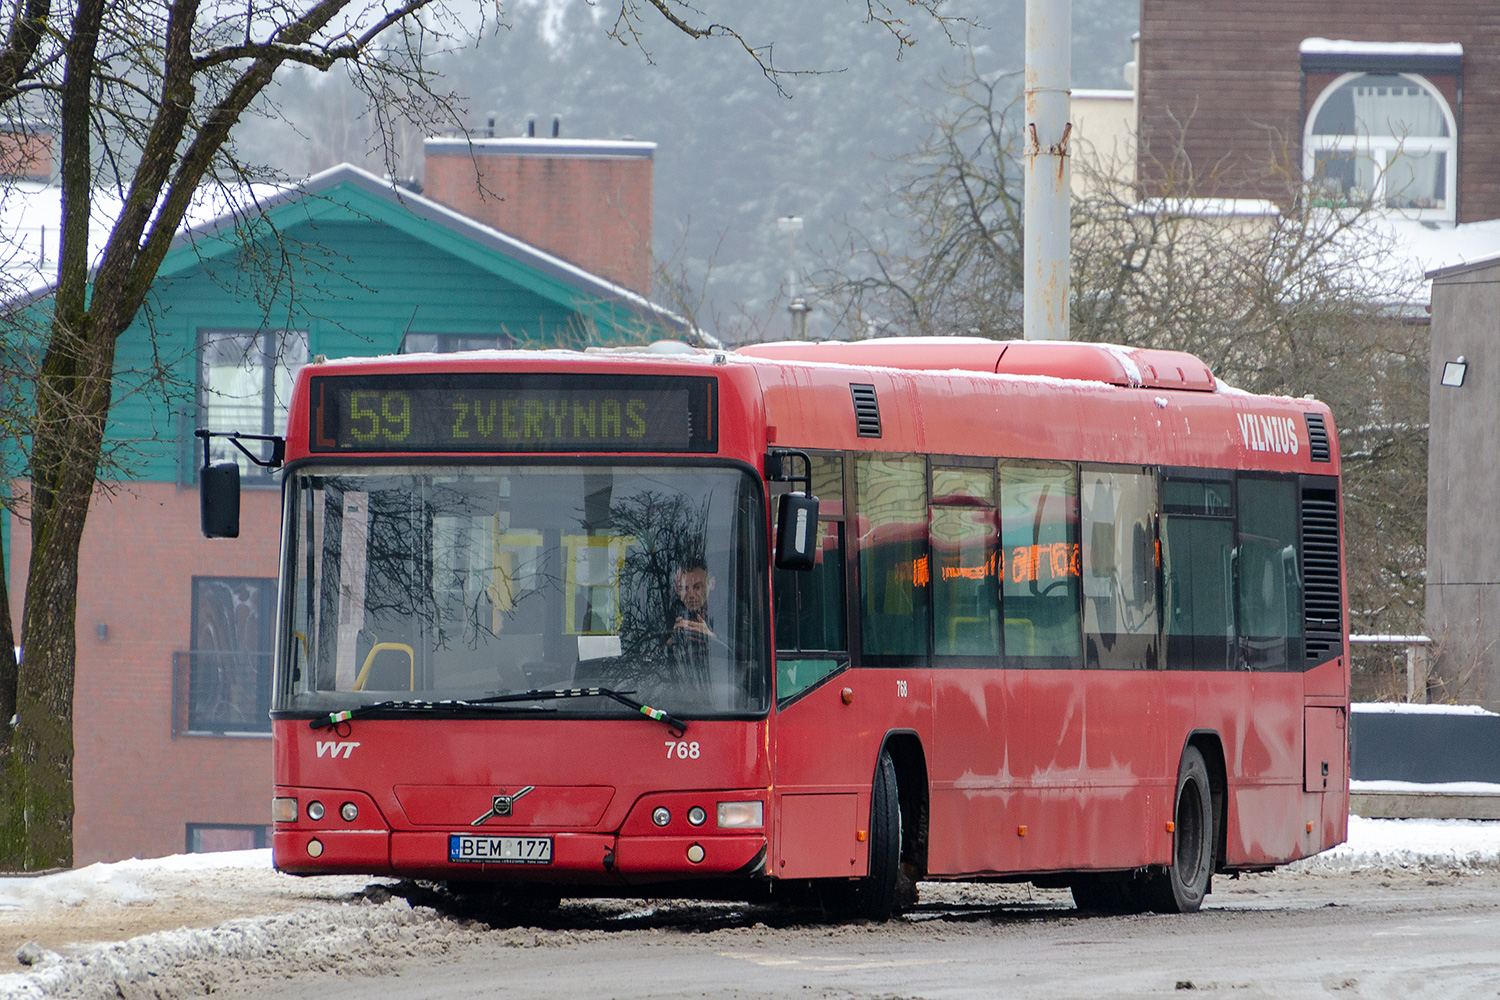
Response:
[774, 493, 819, 571]
[201, 461, 242, 539]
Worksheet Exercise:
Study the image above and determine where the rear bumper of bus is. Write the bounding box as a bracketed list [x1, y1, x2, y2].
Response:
[272, 829, 768, 884]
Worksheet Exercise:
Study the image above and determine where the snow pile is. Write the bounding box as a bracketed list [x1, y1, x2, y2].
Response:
[0, 850, 268, 914]
[1294, 815, 1500, 872]
[1352, 701, 1499, 716]
[0, 894, 495, 1000]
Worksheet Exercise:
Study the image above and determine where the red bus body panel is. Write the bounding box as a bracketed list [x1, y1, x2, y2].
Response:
[272, 342, 1348, 886]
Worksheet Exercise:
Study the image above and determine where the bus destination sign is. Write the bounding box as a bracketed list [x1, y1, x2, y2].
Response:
[308, 373, 718, 454]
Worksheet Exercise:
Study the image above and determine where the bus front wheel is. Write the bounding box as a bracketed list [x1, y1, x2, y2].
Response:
[1145, 745, 1215, 913]
[848, 749, 907, 920]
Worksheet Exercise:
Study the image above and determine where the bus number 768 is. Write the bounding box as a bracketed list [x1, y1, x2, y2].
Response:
[666, 741, 701, 760]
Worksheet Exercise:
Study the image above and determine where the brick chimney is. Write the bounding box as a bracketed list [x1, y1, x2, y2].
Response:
[423, 132, 656, 297]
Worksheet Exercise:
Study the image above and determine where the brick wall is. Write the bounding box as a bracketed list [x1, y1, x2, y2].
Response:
[1137, 1, 1500, 222]
[0, 129, 50, 182]
[423, 138, 656, 297]
[9, 482, 281, 865]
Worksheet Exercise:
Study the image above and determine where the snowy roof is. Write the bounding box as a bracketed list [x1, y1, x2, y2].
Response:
[1072, 89, 1133, 102]
[1372, 216, 1500, 303]
[1300, 38, 1463, 58]
[1299, 38, 1463, 74]
[0, 163, 689, 331]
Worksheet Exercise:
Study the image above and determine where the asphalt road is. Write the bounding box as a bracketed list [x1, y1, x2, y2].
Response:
[199, 867, 1500, 1000]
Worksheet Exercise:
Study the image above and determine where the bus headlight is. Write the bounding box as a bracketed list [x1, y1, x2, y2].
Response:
[272, 797, 298, 823]
[716, 801, 763, 829]
[306, 801, 325, 822]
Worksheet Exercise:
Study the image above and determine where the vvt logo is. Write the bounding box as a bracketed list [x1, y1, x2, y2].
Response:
[315, 740, 361, 759]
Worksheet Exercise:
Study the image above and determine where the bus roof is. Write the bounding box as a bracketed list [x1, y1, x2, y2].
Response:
[736, 339, 1217, 392]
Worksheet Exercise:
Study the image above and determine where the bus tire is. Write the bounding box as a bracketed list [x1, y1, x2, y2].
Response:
[1145, 745, 1215, 913]
[854, 749, 904, 921]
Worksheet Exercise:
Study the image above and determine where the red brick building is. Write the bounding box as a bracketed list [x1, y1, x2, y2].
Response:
[1136, 2, 1500, 224]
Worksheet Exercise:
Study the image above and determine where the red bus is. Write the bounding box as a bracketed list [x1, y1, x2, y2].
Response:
[200, 337, 1348, 918]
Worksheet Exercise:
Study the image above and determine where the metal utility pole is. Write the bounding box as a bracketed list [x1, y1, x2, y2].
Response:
[777, 216, 809, 340]
[1023, 0, 1072, 341]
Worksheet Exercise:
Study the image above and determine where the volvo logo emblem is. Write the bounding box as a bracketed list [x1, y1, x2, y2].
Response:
[470, 786, 535, 826]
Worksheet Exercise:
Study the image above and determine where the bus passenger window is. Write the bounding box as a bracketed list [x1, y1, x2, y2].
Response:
[931, 466, 999, 660]
[773, 454, 847, 702]
[999, 462, 1080, 662]
[856, 454, 929, 662]
[1081, 467, 1158, 670]
[1162, 478, 1236, 671]
[1237, 478, 1303, 670]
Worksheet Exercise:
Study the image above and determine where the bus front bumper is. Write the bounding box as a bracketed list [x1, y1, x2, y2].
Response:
[273, 830, 768, 883]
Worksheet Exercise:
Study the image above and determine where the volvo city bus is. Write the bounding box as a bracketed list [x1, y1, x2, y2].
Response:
[199, 338, 1349, 918]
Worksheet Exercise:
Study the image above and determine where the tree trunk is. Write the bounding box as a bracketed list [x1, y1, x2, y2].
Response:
[0, 536, 20, 869]
[4, 313, 117, 870]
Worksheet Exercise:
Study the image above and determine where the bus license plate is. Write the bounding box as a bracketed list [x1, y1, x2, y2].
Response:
[449, 834, 553, 864]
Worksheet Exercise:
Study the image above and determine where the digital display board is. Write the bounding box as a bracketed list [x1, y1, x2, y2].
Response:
[308, 373, 717, 454]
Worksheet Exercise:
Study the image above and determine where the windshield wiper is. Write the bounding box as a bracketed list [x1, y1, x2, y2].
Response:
[310, 686, 687, 732]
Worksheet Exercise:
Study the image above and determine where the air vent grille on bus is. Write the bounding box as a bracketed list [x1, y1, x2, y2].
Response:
[1305, 413, 1331, 463]
[850, 383, 882, 437]
[1301, 487, 1342, 664]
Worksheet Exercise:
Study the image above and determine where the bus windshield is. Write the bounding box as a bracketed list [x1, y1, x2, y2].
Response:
[280, 464, 769, 718]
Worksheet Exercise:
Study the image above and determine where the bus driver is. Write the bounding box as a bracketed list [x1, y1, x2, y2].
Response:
[672, 557, 716, 643]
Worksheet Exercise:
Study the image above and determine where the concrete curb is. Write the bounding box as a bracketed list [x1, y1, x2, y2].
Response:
[1350, 791, 1500, 820]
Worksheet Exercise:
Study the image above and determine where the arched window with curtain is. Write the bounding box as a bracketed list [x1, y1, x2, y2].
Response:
[1304, 72, 1457, 222]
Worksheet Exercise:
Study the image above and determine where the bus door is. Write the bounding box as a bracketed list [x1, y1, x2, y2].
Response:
[769, 454, 869, 879]
[926, 462, 1011, 875]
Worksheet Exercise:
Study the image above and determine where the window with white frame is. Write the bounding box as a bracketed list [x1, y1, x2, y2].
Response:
[199, 328, 308, 476]
[1304, 72, 1457, 222]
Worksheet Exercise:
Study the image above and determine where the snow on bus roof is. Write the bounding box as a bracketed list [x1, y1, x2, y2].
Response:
[319, 341, 1346, 408]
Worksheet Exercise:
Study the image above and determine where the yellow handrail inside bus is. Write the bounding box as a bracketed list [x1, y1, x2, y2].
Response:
[353, 642, 415, 691]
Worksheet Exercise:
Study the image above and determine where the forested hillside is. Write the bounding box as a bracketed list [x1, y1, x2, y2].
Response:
[235, 0, 1138, 340]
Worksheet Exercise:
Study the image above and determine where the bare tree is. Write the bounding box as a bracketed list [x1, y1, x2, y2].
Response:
[817, 68, 1025, 339]
[0, 0, 958, 870]
[816, 71, 1430, 700]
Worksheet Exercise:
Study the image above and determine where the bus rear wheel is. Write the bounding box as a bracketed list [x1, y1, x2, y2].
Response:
[1144, 745, 1215, 913]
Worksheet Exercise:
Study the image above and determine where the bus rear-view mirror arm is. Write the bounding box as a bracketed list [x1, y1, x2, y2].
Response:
[767, 449, 819, 572]
[195, 428, 286, 540]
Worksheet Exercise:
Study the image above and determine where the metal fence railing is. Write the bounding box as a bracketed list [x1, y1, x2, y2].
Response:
[1349, 634, 1432, 703]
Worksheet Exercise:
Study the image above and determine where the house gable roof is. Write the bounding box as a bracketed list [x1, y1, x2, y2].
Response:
[155, 163, 687, 335]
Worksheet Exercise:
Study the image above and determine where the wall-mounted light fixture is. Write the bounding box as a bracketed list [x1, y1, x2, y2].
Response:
[96, 623, 108, 640]
[1441, 356, 1468, 388]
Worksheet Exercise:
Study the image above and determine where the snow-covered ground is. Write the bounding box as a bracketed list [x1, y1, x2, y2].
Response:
[3, 815, 1499, 998]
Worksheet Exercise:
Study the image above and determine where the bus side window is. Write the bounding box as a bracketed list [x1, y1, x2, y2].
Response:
[998, 462, 1081, 664]
[1236, 477, 1303, 671]
[855, 454, 929, 664]
[1081, 467, 1159, 670]
[773, 454, 848, 702]
[1161, 477, 1236, 671]
[931, 465, 999, 660]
